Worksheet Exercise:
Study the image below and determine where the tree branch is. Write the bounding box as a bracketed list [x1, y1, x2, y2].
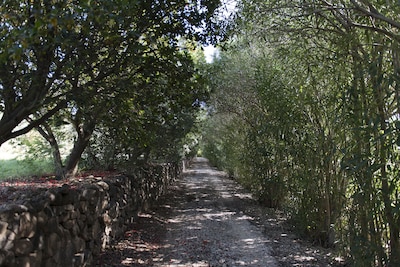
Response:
[350, 0, 400, 30]
[7, 100, 67, 141]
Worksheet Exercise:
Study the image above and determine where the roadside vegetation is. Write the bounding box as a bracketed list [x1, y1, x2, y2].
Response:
[201, 1, 400, 266]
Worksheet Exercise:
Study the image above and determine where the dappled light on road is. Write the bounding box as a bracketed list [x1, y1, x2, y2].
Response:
[96, 157, 342, 266]
[153, 157, 278, 267]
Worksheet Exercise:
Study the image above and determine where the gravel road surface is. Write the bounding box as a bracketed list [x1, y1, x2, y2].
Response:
[156, 157, 278, 266]
[96, 157, 343, 266]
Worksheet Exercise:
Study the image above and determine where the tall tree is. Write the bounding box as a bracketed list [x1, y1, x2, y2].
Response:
[0, 0, 223, 146]
[1, 0, 225, 177]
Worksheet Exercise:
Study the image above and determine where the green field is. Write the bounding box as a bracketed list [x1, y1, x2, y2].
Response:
[0, 159, 53, 180]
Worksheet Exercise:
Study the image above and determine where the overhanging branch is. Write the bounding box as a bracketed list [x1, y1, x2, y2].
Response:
[7, 100, 67, 140]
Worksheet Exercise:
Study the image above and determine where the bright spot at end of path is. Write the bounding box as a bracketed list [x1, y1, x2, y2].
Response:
[203, 45, 219, 63]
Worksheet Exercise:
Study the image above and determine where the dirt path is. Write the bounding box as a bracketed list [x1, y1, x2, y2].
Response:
[95, 157, 342, 267]
[155, 157, 277, 266]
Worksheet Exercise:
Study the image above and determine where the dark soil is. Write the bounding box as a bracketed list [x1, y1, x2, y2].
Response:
[0, 171, 119, 204]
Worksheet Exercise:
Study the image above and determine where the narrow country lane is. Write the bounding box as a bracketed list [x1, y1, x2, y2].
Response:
[96, 157, 340, 267]
[155, 157, 277, 266]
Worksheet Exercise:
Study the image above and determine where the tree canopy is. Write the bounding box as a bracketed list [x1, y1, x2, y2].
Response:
[0, 0, 226, 176]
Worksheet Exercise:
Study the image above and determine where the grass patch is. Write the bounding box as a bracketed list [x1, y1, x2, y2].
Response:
[0, 159, 54, 180]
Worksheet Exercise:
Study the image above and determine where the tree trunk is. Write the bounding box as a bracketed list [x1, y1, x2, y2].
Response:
[374, 59, 400, 267]
[28, 119, 66, 178]
[390, 42, 400, 267]
[40, 123, 65, 179]
[64, 119, 96, 178]
[349, 49, 378, 265]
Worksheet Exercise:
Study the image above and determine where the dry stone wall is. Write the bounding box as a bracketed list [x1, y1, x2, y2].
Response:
[0, 162, 180, 267]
